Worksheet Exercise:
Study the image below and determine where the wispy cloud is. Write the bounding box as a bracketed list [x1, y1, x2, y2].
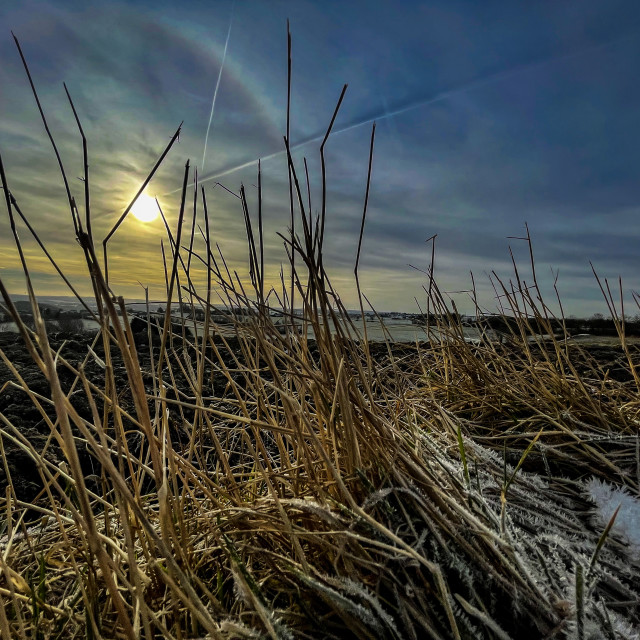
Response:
[1, 0, 640, 312]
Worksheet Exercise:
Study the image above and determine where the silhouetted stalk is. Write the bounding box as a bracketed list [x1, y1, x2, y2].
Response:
[12, 35, 81, 235]
[63, 84, 92, 244]
[286, 21, 295, 315]
[103, 123, 182, 283]
[156, 160, 190, 382]
[258, 160, 265, 309]
[319, 84, 347, 261]
[354, 122, 376, 385]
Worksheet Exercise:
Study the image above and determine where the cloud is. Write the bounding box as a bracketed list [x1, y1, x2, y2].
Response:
[1, 0, 640, 313]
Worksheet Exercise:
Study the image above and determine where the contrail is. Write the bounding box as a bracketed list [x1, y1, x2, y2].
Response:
[311, 31, 639, 143]
[165, 30, 636, 195]
[201, 0, 235, 173]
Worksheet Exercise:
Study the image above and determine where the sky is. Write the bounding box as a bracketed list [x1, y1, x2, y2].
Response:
[1, 0, 640, 315]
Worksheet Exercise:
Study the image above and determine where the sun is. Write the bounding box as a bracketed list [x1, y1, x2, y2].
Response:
[131, 193, 159, 223]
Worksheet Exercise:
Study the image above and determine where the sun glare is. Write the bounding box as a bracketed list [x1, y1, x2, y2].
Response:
[131, 193, 159, 223]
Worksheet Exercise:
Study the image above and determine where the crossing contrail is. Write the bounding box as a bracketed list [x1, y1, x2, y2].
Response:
[164, 29, 636, 196]
[201, 0, 235, 173]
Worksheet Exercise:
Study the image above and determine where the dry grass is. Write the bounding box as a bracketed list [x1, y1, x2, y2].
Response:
[0, 34, 639, 640]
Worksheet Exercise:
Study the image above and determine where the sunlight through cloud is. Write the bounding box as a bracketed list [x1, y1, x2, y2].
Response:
[131, 193, 159, 223]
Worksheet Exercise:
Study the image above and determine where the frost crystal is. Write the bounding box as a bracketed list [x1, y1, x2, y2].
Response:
[584, 477, 640, 555]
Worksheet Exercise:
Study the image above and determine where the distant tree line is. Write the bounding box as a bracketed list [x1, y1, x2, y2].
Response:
[481, 314, 640, 337]
[412, 312, 640, 337]
[0, 305, 86, 335]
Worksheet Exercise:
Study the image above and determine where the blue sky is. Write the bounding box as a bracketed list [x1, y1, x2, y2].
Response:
[1, 0, 640, 314]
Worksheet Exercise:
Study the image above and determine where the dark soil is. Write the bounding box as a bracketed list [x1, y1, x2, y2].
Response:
[0, 330, 634, 507]
[0, 329, 245, 504]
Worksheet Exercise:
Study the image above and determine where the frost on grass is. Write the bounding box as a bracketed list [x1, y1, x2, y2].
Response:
[585, 477, 640, 554]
